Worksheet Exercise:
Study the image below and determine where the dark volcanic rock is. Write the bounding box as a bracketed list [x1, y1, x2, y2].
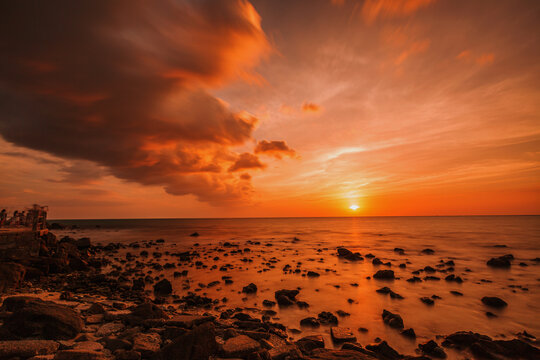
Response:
[0, 263, 26, 292]
[158, 322, 217, 360]
[481, 296, 508, 308]
[153, 279, 173, 296]
[442, 331, 540, 360]
[242, 283, 257, 294]
[0, 297, 83, 340]
[487, 255, 513, 268]
[365, 341, 401, 359]
[296, 335, 325, 354]
[337, 247, 363, 261]
[373, 270, 394, 280]
[401, 328, 416, 339]
[300, 317, 320, 328]
[419, 340, 446, 358]
[318, 312, 338, 325]
[381, 310, 404, 329]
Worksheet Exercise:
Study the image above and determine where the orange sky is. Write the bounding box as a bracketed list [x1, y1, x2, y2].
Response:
[0, 0, 539, 218]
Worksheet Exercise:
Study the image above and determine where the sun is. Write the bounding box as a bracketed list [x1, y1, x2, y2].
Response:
[349, 204, 359, 211]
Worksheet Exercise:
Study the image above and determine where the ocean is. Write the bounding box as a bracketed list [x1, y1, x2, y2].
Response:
[51, 216, 540, 358]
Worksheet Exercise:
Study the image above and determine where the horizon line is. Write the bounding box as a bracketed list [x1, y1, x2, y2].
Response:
[48, 214, 540, 221]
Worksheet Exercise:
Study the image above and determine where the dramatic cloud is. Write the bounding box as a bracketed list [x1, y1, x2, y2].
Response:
[254, 140, 296, 159]
[0, 0, 280, 204]
[228, 153, 266, 172]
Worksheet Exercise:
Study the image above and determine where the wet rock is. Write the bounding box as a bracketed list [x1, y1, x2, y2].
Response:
[132, 333, 161, 357]
[394, 248, 405, 255]
[95, 322, 125, 337]
[0, 263, 26, 292]
[0, 340, 59, 358]
[54, 350, 110, 360]
[331, 327, 356, 343]
[222, 335, 261, 358]
[300, 317, 320, 328]
[158, 322, 217, 360]
[365, 341, 401, 359]
[381, 310, 403, 329]
[153, 279, 173, 296]
[401, 328, 416, 339]
[189, 232, 199, 237]
[373, 270, 394, 280]
[421, 248, 435, 255]
[295, 335, 324, 354]
[481, 296, 507, 308]
[337, 248, 363, 261]
[318, 312, 338, 326]
[307, 271, 320, 278]
[297, 301, 310, 309]
[487, 254, 513, 268]
[262, 300, 276, 307]
[0, 297, 83, 340]
[129, 303, 168, 321]
[242, 283, 258, 294]
[87, 303, 106, 315]
[420, 297, 434, 305]
[275, 289, 298, 306]
[418, 340, 446, 358]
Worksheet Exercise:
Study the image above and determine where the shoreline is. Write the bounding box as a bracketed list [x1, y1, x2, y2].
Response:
[0, 230, 539, 359]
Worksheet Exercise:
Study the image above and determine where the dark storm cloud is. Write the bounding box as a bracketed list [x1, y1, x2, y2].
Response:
[0, 0, 273, 203]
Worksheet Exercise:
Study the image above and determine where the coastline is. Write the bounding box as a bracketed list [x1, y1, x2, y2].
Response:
[0, 229, 539, 360]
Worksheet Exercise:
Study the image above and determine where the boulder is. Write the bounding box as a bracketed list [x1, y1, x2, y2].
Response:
[0, 340, 59, 358]
[373, 270, 394, 280]
[0, 297, 83, 340]
[153, 279, 173, 296]
[418, 340, 446, 358]
[132, 333, 161, 357]
[295, 335, 324, 354]
[330, 327, 356, 343]
[54, 350, 109, 360]
[158, 322, 218, 360]
[242, 283, 257, 294]
[481, 296, 507, 308]
[381, 310, 403, 329]
[0, 263, 26, 292]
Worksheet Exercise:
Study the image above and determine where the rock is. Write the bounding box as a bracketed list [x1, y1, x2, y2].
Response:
[87, 303, 106, 315]
[72, 342, 104, 352]
[158, 322, 218, 360]
[0, 340, 59, 358]
[242, 283, 257, 294]
[114, 350, 141, 360]
[401, 328, 416, 338]
[481, 296, 508, 308]
[418, 340, 446, 358]
[421, 248, 435, 255]
[381, 310, 403, 329]
[189, 232, 199, 237]
[263, 300, 276, 307]
[129, 303, 168, 321]
[309, 348, 374, 359]
[166, 315, 214, 329]
[132, 333, 161, 357]
[0, 297, 83, 340]
[268, 343, 303, 360]
[275, 289, 298, 306]
[295, 335, 324, 354]
[0, 262, 27, 293]
[487, 255, 513, 268]
[95, 322, 125, 337]
[373, 270, 394, 280]
[318, 312, 338, 325]
[420, 297, 434, 305]
[331, 327, 356, 343]
[365, 341, 401, 359]
[300, 317, 320, 328]
[75, 238, 92, 249]
[54, 350, 109, 360]
[222, 335, 261, 358]
[307, 271, 320, 278]
[154, 279, 173, 296]
[337, 248, 363, 261]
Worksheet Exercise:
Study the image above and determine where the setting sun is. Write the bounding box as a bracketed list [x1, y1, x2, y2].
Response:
[349, 204, 359, 211]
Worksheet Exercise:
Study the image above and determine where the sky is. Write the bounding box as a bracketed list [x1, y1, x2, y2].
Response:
[0, 0, 539, 219]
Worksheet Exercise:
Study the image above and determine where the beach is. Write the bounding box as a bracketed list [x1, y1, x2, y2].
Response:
[0, 216, 538, 359]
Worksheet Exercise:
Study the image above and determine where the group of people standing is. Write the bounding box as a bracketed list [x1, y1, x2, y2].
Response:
[0, 205, 48, 230]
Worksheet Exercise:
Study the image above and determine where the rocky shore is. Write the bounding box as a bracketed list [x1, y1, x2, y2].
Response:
[0, 230, 539, 360]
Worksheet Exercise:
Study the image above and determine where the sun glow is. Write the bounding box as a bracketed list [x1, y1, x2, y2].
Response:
[349, 204, 359, 211]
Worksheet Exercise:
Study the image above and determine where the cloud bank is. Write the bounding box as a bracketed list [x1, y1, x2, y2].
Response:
[0, 0, 283, 204]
